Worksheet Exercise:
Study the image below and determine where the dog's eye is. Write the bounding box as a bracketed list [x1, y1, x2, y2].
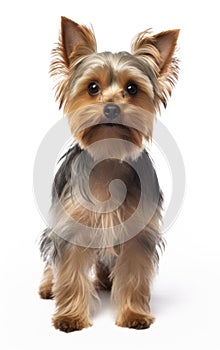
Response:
[126, 82, 138, 96]
[88, 82, 100, 96]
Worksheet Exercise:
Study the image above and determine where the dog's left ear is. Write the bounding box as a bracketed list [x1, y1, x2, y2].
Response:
[132, 29, 180, 74]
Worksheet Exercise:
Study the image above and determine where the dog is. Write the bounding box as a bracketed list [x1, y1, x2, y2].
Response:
[39, 16, 179, 332]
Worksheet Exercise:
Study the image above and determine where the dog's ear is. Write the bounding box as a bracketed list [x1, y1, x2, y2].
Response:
[61, 17, 97, 66]
[132, 29, 180, 74]
[132, 29, 180, 109]
[153, 30, 180, 73]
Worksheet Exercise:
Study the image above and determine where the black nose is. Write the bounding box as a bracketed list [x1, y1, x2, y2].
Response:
[103, 103, 120, 119]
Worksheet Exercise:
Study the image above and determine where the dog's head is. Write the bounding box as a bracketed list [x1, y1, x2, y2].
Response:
[51, 17, 179, 160]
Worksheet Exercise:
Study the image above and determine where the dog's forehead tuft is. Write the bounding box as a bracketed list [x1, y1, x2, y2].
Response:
[86, 51, 153, 74]
[74, 51, 157, 86]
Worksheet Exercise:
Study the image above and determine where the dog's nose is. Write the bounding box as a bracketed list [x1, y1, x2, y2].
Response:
[103, 103, 120, 119]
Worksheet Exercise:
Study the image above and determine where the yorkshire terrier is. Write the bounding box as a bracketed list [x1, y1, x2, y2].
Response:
[39, 16, 179, 332]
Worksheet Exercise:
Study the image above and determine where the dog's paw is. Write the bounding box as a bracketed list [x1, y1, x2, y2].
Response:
[116, 311, 155, 330]
[39, 286, 53, 299]
[53, 316, 91, 333]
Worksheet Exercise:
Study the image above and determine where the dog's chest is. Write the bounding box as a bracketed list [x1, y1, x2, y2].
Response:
[88, 159, 139, 202]
[66, 159, 140, 230]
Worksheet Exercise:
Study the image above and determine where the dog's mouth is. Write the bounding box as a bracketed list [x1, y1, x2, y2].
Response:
[103, 123, 117, 127]
[100, 122, 129, 129]
[80, 123, 133, 143]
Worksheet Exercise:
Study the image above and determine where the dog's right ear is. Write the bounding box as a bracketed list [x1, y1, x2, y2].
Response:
[61, 17, 97, 66]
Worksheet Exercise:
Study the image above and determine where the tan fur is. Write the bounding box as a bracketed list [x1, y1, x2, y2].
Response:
[39, 265, 54, 299]
[52, 246, 97, 332]
[131, 29, 180, 109]
[111, 212, 162, 329]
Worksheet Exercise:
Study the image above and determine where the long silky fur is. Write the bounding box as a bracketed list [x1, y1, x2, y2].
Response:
[39, 17, 179, 332]
[131, 29, 179, 109]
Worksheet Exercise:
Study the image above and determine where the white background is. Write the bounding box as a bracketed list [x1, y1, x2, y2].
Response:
[0, 0, 219, 349]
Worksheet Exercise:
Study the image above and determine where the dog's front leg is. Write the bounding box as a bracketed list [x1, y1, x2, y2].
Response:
[52, 245, 96, 332]
[111, 236, 156, 329]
